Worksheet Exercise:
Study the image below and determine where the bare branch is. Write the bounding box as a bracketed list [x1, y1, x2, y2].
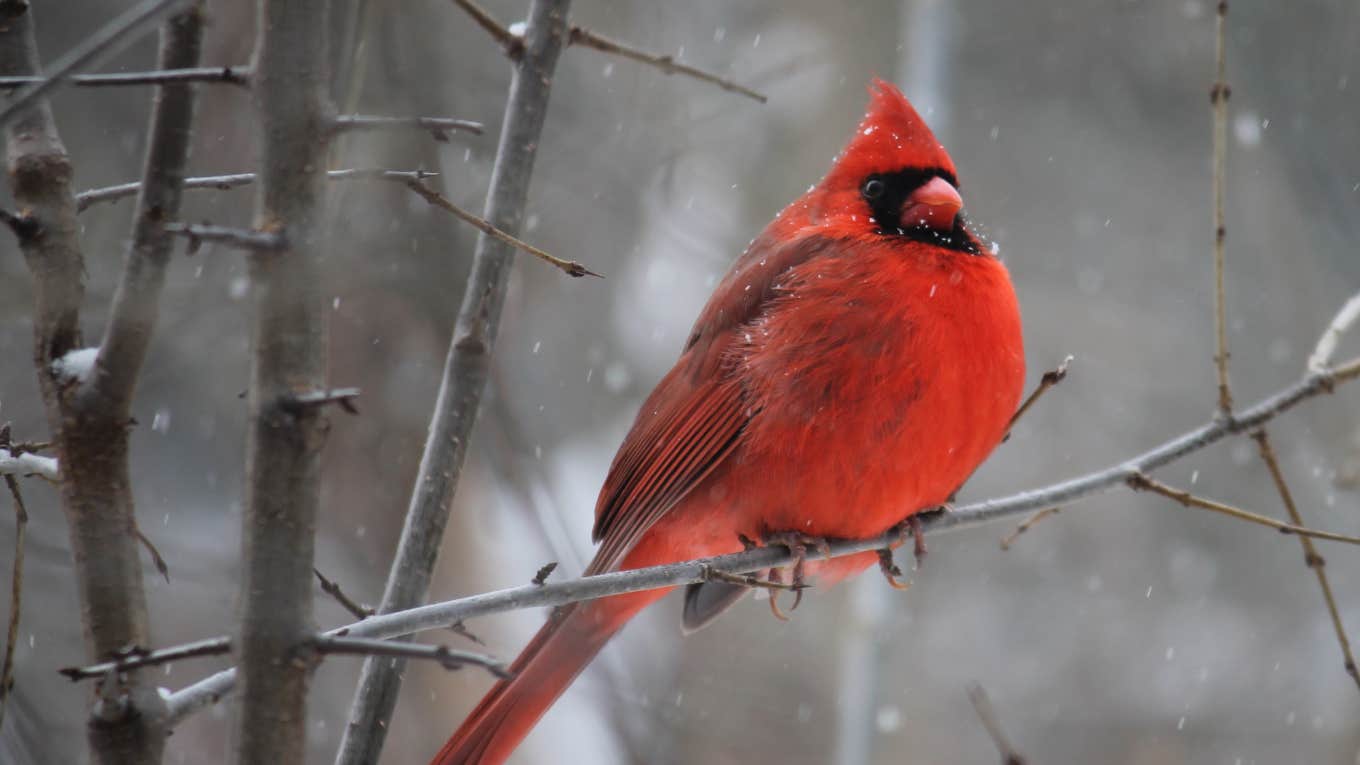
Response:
[76, 167, 437, 212]
[999, 507, 1061, 551]
[92, 3, 205, 428]
[312, 636, 510, 679]
[0, 65, 248, 89]
[1127, 473, 1360, 545]
[331, 114, 484, 142]
[1210, 0, 1232, 415]
[335, 2, 573, 762]
[1006, 355, 1072, 434]
[314, 568, 374, 620]
[1308, 291, 1360, 373]
[0, 426, 27, 732]
[1, 5, 173, 761]
[231, 0, 332, 761]
[567, 25, 767, 103]
[449, 0, 524, 57]
[163, 222, 286, 252]
[59, 637, 231, 681]
[1251, 429, 1360, 690]
[0, 0, 191, 133]
[404, 179, 601, 277]
[968, 684, 1028, 765]
[166, 355, 1360, 726]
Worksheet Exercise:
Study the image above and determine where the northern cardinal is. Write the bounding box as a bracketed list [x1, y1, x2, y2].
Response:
[433, 80, 1025, 764]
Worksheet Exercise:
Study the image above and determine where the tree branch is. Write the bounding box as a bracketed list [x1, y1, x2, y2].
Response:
[968, 684, 1028, 765]
[1250, 429, 1360, 689]
[0, 0, 191, 133]
[0, 426, 27, 732]
[0, 65, 248, 89]
[59, 637, 231, 681]
[0, 448, 58, 480]
[1210, 0, 1232, 414]
[2, 5, 175, 762]
[330, 114, 484, 141]
[76, 167, 437, 212]
[334, 1, 572, 762]
[91, 5, 205, 432]
[567, 25, 767, 103]
[450, 0, 524, 58]
[231, 0, 332, 762]
[1308, 290, 1360, 373]
[1127, 473, 1360, 545]
[163, 222, 287, 252]
[404, 178, 601, 277]
[312, 635, 510, 679]
[164, 355, 1360, 726]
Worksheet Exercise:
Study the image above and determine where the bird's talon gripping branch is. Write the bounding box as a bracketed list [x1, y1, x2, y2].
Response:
[876, 548, 911, 590]
[761, 530, 832, 616]
[908, 514, 928, 567]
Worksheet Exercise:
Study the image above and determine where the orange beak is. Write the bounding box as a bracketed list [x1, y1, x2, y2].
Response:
[901, 176, 963, 231]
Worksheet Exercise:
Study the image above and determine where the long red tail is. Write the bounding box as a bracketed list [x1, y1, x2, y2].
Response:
[430, 586, 664, 764]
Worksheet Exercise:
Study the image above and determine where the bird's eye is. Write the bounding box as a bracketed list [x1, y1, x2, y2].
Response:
[861, 177, 885, 200]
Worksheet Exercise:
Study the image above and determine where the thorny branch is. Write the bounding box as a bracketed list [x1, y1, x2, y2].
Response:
[165, 353, 1360, 724]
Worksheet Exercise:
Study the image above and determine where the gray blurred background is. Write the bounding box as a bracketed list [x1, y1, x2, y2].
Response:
[2, 0, 1359, 762]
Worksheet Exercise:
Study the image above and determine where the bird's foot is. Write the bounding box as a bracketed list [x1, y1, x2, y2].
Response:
[761, 530, 830, 620]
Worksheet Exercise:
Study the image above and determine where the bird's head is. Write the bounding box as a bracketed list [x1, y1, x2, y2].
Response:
[776, 79, 978, 254]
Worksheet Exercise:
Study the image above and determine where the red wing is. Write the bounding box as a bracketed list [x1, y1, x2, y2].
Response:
[588, 235, 835, 574]
[588, 367, 747, 573]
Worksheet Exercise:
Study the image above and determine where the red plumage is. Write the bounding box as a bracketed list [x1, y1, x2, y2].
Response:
[432, 79, 1025, 764]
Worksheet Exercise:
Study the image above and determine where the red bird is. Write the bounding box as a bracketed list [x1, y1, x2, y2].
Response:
[433, 80, 1025, 764]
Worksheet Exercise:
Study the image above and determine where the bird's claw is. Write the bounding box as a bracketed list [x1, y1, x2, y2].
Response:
[876, 547, 912, 590]
[761, 530, 831, 619]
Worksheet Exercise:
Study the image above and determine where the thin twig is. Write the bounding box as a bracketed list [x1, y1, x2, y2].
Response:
[1127, 473, 1360, 545]
[0, 426, 27, 731]
[163, 222, 286, 252]
[999, 507, 1061, 551]
[0, 65, 248, 89]
[133, 527, 170, 584]
[1006, 355, 1072, 433]
[314, 568, 375, 620]
[0, 207, 41, 240]
[59, 637, 231, 680]
[404, 179, 601, 277]
[165, 355, 1360, 725]
[531, 561, 558, 586]
[313, 636, 511, 680]
[76, 167, 438, 212]
[331, 115, 484, 142]
[968, 684, 1028, 765]
[567, 25, 767, 103]
[1210, 0, 1232, 415]
[450, 0, 524, 57]
[1251, 429, 1360, 690]
[0, 0, 191, 133]
[1308, 290, 1360, 373]
[334, 3, 573, 762]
